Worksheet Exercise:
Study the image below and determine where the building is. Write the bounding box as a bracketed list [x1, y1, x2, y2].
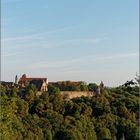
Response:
[0, 81, 14, 89]
[18, 74, 48, 95]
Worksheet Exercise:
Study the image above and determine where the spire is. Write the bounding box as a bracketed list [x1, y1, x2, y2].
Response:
[22, 74, 27, 79]
[100, 81, 104, 88]
[15, 75, 18, 84]
[99, 81, 104, 94]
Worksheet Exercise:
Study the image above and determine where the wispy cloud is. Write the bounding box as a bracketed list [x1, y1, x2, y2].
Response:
[29, 52, 138, 69]
[2, 35, 106, 50]
[65, 70, 93, 74]
[61, 37, 106, 44]
[30, 55, 92, 69]
[94, 52, 139, 61]
[38, 37, 106, 49]
[1, 26, 74, 42]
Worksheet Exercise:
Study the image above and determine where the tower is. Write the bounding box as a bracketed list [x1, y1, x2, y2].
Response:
[97, 86, 101, 95]
[99, 81, 104, 94]
[15, 75, 18, 84]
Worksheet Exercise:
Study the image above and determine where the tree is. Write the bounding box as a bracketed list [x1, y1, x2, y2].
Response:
[0, 95, 14, 140]
[98, 128, 112, 140]
[45, 130, 53, 140]
[0, 95, 22, 140]
[0, 85, 6, 96]
[66, 85, 78, 91]
[11, 86, 18, 97]
[22, 114, 44, 140]
[135, 73, 140, 83]
[1, 79, 139, 140]
[48, 85, 60, 95]
[16, 98, 29, 117]
[80, 82, 88, 91]
[88, 83, 98, 92]
[24, 89, 35, 103]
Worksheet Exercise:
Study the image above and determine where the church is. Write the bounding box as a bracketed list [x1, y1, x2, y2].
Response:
[16, 74, 48, 95]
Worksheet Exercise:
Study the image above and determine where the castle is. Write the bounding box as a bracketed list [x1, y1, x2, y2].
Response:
[1, 74, 102, 98]
[16, 74, 48, 95]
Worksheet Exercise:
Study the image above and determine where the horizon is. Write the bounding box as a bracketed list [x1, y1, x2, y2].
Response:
[1, 73, 137, 88]
[1, 0, 139, 87]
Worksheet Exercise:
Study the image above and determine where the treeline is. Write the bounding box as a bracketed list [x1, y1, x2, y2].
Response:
[48, 81, 103, 92]
[0, 80, 139, 140]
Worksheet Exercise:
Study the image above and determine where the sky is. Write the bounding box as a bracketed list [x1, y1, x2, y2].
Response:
[1, 0, 139, 87]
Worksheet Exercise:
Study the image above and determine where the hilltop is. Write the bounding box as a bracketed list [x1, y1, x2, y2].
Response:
[0, 76, 139, 140]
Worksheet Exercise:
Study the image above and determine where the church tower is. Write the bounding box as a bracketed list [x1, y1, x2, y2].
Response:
[15, 75, 18, 84]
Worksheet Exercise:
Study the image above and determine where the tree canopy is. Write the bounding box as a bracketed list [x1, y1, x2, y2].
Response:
[0, 79, 139, 140]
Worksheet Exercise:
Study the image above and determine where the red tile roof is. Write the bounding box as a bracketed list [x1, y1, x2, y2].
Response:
[19, 74, 47, 83]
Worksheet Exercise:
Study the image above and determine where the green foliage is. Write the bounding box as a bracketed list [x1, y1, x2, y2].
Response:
[48, 85, 60, 94]
[0, 95, 14, 140]
[0, 85, 7, 96]
[88, 83, 98, 92]
[25, 90, 35, 101]
[98, 128, 111, 140]
[16, 98, 29, 117]
[80, 82, 88, 91]
[49, 81, 89, 91]
[1, 81, 139, 140]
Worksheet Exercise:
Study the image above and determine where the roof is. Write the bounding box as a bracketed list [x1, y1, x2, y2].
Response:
[18, 74, 47, 91]
[19, 74, 47, 83]
[0, 81, 14, 88]
[29, 80, 43, 91]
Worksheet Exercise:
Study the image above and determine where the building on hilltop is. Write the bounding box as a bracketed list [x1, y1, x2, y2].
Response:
[15, 75, 18, 85]
[18, 74, 48, 95]
[1, 81, 14, 89]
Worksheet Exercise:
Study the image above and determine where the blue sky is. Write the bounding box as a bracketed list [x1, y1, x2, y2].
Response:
[1, 0, 139, 86]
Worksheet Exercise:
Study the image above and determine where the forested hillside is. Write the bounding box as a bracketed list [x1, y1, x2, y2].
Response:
[0, 80, 139, 140]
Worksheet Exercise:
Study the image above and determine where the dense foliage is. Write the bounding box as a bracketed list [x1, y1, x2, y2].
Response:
[48, 81, 90, 91]
[0, 81, 139, 140]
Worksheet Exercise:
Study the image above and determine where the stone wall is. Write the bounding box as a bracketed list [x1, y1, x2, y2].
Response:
[60, 91, 95, 99]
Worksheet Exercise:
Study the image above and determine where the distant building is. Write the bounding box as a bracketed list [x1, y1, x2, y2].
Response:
[15, 75, 18, 85]
[18, 74, 48, 95]
[1, 81, 14, 89]
[48, 81, 84, 91]
[97, 86, 101, 95]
